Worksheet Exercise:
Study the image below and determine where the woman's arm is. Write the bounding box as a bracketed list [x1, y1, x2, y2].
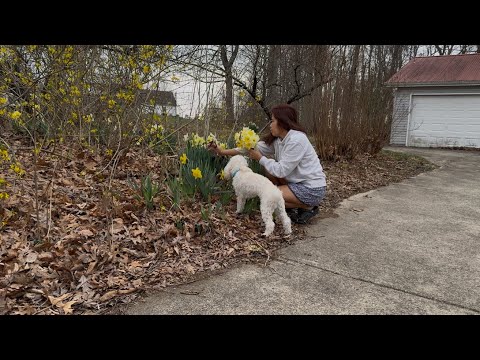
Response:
[255, 140, 275, 157]
[217, 148, 242, 156]
[207, 142, 242, 156]
[257, 141, 307, 179]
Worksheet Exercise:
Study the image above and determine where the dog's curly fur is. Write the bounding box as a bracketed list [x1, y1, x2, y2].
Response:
[224, 155, 292, 237]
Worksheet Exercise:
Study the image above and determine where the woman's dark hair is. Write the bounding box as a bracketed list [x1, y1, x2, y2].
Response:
[262, 104, 306, 145]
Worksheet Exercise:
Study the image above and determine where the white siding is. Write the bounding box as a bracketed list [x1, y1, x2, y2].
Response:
[154, 104, 176, 116]
[390, 89, 410, 145]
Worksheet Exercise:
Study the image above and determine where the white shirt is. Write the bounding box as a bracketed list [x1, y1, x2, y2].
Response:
[255, 130, 326, 188]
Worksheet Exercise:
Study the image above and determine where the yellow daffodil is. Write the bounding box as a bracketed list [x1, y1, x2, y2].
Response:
[10, 111, 21, 120]
[10, 163, 25, 176]
[192, 167, 202, 179]
[83, 114, 93, 123]
[180, 153, 187, 165]
[0, 149, 10, 162]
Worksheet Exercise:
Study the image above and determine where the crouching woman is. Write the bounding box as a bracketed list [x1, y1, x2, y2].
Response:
[210, 104, 327, 224]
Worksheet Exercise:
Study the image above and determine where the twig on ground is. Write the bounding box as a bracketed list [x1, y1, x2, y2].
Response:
[253, 240, 271, 266]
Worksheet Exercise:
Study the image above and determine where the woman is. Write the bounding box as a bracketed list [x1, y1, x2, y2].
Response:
[210, 104, 327, 224]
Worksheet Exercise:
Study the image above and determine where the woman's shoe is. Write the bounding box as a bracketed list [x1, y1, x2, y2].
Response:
[295, 206, 319, 224]
[286, 208, 299, 222]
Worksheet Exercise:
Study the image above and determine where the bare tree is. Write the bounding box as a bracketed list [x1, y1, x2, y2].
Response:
[220, 45, 239, 122]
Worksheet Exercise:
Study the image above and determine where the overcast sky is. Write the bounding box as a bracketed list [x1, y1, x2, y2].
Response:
[159, 76, 223, 118]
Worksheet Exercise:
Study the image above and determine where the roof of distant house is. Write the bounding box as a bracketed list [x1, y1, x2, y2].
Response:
[136, 89, 177, 107]
[386, 53, 480, 87]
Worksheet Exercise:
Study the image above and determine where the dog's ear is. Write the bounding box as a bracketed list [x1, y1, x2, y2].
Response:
[223, 163, 231, 180]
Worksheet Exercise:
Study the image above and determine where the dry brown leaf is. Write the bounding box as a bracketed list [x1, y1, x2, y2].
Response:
[110, 223, 124, 235]
[66, 221, 80, 229]
[48, 293, 71, 306]
[61, 178, 73, 186]
[84, 160, 97, 171]
[62, 300, 76, 315]
[185, 264, 195, 274]
[38, 252, 54, 262]
[130, 212, 140, 221]
[78, 229, 94, 237]
[3, 249, 18, 262]
[128, 261, 142, 269]
[12, 305, 36, 315]
[131, 237, 142, 245]
[25, 252, 38, 263]
[99, 290, 118, 302]
[86, 261, 97, 274]
[13, 271, 36, 285]
[118, 288, 137, 295]
[131, 226, 145, 237]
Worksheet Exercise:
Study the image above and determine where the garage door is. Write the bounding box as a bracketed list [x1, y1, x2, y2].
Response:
[408, 95, 480, 148]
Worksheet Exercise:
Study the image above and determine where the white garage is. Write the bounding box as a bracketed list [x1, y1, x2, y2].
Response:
[408, 95, 480, 148]
[386, 53, 480, 149]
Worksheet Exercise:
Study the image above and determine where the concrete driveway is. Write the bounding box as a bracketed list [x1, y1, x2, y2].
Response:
[125, 147, 480, 314]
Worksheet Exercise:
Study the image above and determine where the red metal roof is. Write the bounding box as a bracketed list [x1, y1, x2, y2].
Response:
[386, 53, 480, 86]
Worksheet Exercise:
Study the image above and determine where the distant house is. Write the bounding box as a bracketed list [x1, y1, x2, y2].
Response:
[136, 89, 177, 116]
[386, 54, 480, 148]
[83, 84, 178, 117]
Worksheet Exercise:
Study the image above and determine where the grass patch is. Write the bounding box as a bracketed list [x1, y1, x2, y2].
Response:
[381, 149, 438, 171]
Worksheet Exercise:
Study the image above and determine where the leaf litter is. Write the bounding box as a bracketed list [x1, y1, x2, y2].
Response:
[0, 139, 436, 315]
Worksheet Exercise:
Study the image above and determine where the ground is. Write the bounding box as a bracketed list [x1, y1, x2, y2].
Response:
[0, 136, 436, 315]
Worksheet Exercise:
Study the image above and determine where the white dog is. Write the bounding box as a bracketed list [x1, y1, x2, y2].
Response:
[223, 155, 292, 237]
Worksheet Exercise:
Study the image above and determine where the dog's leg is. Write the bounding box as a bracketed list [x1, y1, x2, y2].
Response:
[236, 195, 246, 214]
[275, 206, 292, 235]
[260, 201, 275, 237]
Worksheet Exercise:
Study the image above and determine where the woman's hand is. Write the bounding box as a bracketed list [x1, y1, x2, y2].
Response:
[207, 141, 221, 156]
[248, 149, 262, 161]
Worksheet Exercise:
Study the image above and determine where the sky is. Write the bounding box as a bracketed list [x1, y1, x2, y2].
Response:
[160, 75, 224, 118]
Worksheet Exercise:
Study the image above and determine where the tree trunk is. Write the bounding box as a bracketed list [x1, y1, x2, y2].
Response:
[220, 45, 239, 122]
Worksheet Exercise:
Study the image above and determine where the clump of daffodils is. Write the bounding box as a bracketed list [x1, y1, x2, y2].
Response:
[234, 127, 260, 150]
[189, 133, 206, 147]
[206, 133, 217, 145]
[206, 133, 227, 150]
